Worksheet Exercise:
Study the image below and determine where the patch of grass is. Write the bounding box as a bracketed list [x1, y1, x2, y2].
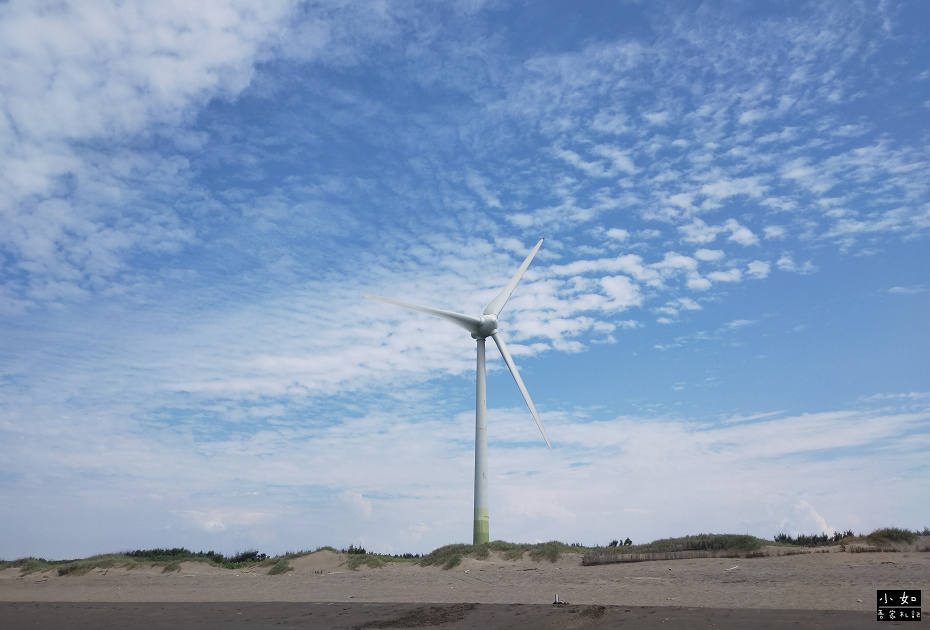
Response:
[529, 541, 580, 562]
[56, 555, 127, 576]
[866, 527, 918, 546]
[419, 540, 585, 570]
[581, 534, 776, 566]
[500, 546, 527, 561]
[1, 557, 63, 575]
[267, 558, 292, 575]
[8, 556, 102, 576]
[124, 548, 225, 564]
[331, 544, 418, 570]
[347, 553, 388, 570]
[489, 541, 527, 561]
[418, 543, 474, 569]
[5, 547, 280, 577]
[631, 534, 766, 554]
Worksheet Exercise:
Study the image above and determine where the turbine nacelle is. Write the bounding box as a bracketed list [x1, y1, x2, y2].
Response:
[471, 314, 498, 339]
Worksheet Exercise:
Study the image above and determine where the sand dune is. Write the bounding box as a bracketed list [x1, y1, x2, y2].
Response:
[2, 542, 927, 611]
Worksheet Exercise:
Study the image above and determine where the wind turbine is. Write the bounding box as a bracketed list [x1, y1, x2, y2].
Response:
[362, 238, 551, 544]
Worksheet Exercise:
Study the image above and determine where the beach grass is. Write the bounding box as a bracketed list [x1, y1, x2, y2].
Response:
[0, 548, 288, 577]
[419, 539, 654, 570]
[628, 533, 767, 554]
[865, 527, 918, 546]
[267, 558, 293, 575]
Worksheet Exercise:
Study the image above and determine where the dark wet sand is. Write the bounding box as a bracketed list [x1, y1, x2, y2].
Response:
[0, 601, 879, 629]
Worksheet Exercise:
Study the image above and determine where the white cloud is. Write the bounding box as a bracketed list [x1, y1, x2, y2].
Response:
[738, 109, 767, 125]
[707, 269, 743, 283]
[555, 146, 608, 177]
[655, 296, 703, 320]
[757, 127, 799, 144]
[591, 108, 630, 135]
[549, 254, 662, 288]
[465, 170, 502, 208]
[858, 391, 930, 403]
[652, 252, 698, 276]
[341, 491, 374, 518]
[763, 225, 787, 239]
[777, 254, 817, 274]
[0, 0, 297, 301]
[643, 111, 670, 126]
[10, 396, 924, 557]
[686, 273, 712, 291]
[888, 286, 926, 295]
[794, 500, 835, 537]
[599, 275, 643, 311]
[746, 260, 771, 279]
[592, 144, 638, 175]
[678, 219, 758, 247]
[724, 219, 759, 246]
[677, 297, 702, 311]
[605, 228, 630, 241]
[679, 219, 721, 245]
[668, 193, 695, 209]
[700, 177, 767, 202]
[694, 248, 724, 261]
[1, 1, 285, 143]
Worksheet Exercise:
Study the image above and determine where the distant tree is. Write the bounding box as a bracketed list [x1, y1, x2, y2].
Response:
[623, 538, 632, 546]
[228, 549, 265, 563]
[608, 540, 619, 547]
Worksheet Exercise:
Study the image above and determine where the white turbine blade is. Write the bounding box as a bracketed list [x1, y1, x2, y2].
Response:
[361, 293, 481, 334]
[491, 333, 552, 450]
[483, 238, 544, 317]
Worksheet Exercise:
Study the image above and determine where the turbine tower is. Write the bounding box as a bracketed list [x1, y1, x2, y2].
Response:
[362, 238, 551, 544]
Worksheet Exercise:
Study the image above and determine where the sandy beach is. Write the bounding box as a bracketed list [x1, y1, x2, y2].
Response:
[2, 543, 927, 628]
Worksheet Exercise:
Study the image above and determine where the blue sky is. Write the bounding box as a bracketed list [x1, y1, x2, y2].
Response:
[1, 0, 928, 559]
